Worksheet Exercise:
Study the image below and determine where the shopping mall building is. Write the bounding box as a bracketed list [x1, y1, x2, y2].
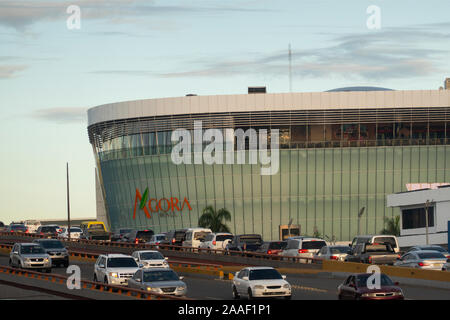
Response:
[88, 83, 450, 241]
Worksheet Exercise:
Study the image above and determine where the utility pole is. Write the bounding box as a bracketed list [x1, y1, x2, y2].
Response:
[67, 163, 71, 241]
[288, 44, 292, 93]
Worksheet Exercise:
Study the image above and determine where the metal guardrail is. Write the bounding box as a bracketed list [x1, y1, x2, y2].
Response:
[0, 232, 318, 264]
[0, 264, 190, 300]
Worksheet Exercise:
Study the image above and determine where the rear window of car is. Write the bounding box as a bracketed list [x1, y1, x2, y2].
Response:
[373, 237, 397, 248]
[365, 244, 393, 252]
[268, 241, 287, 250]
[10, 225, 27, 230]
[38, 240, 64, 249]
[240, 236, 262, 244]
[174, 231, 186, 241]
[194, 231, 210, 241]
[419, 247, 446, 253]
[216, 235, 233, 242]
[136, 231, 154, 240]
[330, 246, 352, 254]
[88, 224, 105, 231]
[41, 226, 57, 232]
[302, 240, 326, 250]
[417, 252, 446, 259]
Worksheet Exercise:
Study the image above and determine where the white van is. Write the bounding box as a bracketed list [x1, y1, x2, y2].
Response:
[24, 220, 41, 233]
[182, 228, 212, 249]
[350, 235, 400, 253]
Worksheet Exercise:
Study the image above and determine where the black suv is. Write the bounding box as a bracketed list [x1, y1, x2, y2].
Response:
[36, 225, 58, 238]
[126, 229, 154, 244]
[161, 229, 187, 247]
[226, 234, 263, 254]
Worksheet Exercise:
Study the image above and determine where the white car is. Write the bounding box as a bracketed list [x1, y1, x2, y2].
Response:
[131, 250, 169, 268]
[182, 228, 212, 249]
[147, 233, 166, 248]
[281, 237, 327, 262]
[58, 227, 83, 239]
[23, 220, 41, 234]
[314, 245, 352, 262]
[93, 254, 141, 286]
[232, 267, 291, 300]
[199, 233, 233, 251]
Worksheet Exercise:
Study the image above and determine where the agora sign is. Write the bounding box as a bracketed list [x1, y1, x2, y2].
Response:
[133, 188, 192, 219]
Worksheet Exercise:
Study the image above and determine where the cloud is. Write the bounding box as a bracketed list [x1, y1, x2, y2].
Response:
[31, 107, 88, 124]
[0, 65, 27, 78]
[156, 27, 449, 82]
[0, 0, 266, 31]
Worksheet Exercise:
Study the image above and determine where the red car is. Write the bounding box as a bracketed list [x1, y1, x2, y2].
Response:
[338, 273, 404, 300]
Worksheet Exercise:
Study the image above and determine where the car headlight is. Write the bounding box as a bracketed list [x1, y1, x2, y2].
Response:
[44, 258, 49, 262]
[24, 258, 31, 262]
[109, 272, 118, 278]
[254, 285, 264, 289]
[393, 291, 403, 296]
[146, 287, 153, 291]
[283, 284, 290, 289]
[176, 286, 186, 291]
[163, 261, 169, 266]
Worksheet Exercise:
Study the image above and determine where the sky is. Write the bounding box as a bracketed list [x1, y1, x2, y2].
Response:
[0, 0, 449, 224]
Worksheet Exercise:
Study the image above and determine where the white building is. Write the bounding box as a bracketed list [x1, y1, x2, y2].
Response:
[387, 186, 450, 248]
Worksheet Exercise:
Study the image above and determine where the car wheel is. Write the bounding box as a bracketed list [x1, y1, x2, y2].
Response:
[284, 295, 292, 300]
[232, 286, 240, 300]
[248, 288, 254, 300]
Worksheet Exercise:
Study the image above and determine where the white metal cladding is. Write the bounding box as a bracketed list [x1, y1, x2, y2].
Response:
[87, 90, 450, 126]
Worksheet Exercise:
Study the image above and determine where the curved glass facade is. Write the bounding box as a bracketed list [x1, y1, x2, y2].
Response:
[90, 108, 450, 241]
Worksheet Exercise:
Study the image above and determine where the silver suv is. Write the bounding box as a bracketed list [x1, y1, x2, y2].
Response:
[93, 254, 141, 286]
[9, 243, 52, 273]
[33, 239, 69, 268]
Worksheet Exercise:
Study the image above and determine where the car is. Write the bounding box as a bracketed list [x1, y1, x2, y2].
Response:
[6, 224, 28, 233]
[255, 241, 288, 255]
[111, 228, 133, 242]
[394, 250, 447, 270]
[126, 229, 155, 244]
[23, 220, 41, 233]
[346, 242, 399, 265]
[442, 258, 450, 271]
[93, 254, 141, 286]
[9, 243, 52, 273]
[405, 245, 450, 259]
[147, 233, 167, 248]
[199, 232, 234, 251]
[351, 235, 400, 253]
[232, 267, 291, 300]
[0, 221, 5, 232]
[33, 239, 69, 267]
[80, 221, 110, 241]
[182, 228, 212, 249]
[280, 237, 327, 262]
[58, 227, 83, 239]
[128, 268, 187, 296]
[226, 234, 264, 254]
[131, 250, 169, 268]
[45, 224, 63, 234]
[36, 225, 59, 238]
[338, 273, 404, 300]
[314, 245, 352, 261]
[160, 229, 187, 247]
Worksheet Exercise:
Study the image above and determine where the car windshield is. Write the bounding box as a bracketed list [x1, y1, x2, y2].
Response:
[269, 241, 287, 250]
[240, 237, 262, 244]
[88, 224, 105, 231]
[38, 240, 64, 249]
[216, 235, 233, 242]
[249, 269, 283, 280]
[417, 252, 446, 259]
[365, 244, 393, 252]
[143, 270, 179, 282]
[140, 252, 164, 260]
[21, 246, 45, 254]
[302, 241, 326, 250]
[330, 247, 352, 254]
[107, 258, 138, 268]
[356, 274, 394, 287]
[418, 247, 446, 253]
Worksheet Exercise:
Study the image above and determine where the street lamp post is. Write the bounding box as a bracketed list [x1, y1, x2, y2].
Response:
[425, 200, 430, 245]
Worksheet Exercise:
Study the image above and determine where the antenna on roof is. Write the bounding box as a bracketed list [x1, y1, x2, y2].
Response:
[288, 43, 292, 93]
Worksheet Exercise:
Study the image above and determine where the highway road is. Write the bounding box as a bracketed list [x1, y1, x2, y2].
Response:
[1, 254, 450, 300]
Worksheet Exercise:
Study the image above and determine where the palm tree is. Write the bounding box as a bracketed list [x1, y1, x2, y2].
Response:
[380, 215, 400, 236]
[198, 206, 231, 233]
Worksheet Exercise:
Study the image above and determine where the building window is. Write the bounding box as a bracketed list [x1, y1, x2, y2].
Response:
[401, 207, 434, 230]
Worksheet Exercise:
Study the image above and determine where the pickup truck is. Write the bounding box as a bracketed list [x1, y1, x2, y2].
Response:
[80, 221, 111, 241]
[345, 242, 400, 265]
